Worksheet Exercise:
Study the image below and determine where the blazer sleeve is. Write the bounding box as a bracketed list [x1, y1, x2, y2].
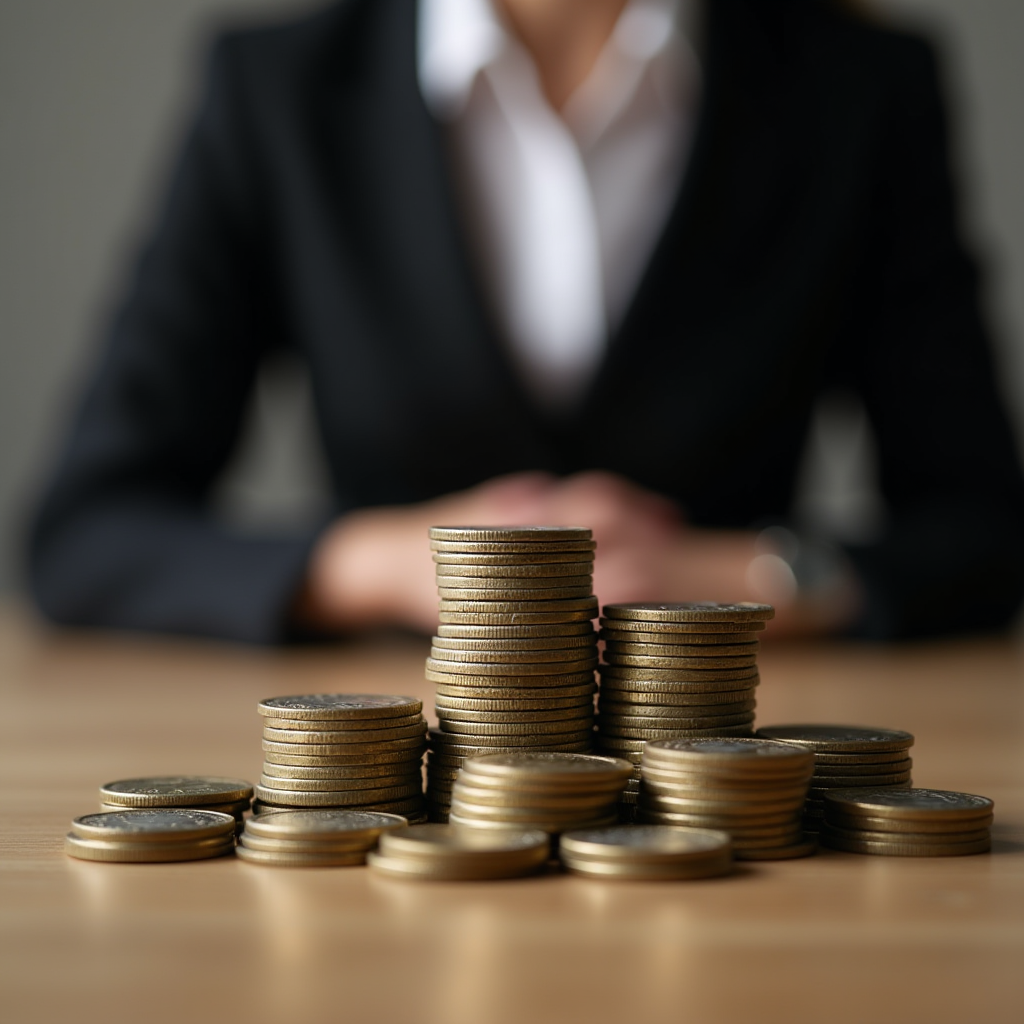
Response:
[28, 37, 326, 645]
[838, 37, 1024, 639]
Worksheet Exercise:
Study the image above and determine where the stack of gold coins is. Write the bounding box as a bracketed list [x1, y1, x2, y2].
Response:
[99, 776, 253, 834]
[637, 738, 817, 859]
[597, 602, 772, 818]
[64, 808, 236, 863]
[255, 695, 427, 822]
[559, 824, 734, 880]
[820, 788, 994, 856]
[448, 752, 631, 834]
[426, 526, 599, 821]
[368, 823, 550, 880]
[236, 809, 408, 867]
[755, 724, 914, 833]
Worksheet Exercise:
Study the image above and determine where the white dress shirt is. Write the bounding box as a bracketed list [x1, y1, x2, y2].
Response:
[418, 0, 700, 409]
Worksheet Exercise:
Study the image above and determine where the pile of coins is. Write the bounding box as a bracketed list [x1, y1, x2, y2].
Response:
[236, 809, 408, 867]
[637, 738, 817, 859]
[368, 823, 550, 880]
[820, 788, 994, 856]
[755, 724, 914, 833]
[448, 752, 631, 833]
[65, 808, 236, 863]
[99, 776, 253, 834]
[425, 527, 599, 821]
[596, 602, 772, 817]
[559, 824, 733, 880]
[256, 695, 427, 822]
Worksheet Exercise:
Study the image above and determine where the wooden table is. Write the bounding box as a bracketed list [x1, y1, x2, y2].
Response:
[2, 604, 1022, 1024]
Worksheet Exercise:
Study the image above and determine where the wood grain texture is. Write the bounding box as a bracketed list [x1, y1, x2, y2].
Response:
[2, 603, 1023, 1024]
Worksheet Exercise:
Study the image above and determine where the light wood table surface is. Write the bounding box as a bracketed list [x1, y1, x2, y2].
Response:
[2, 604, 1023, 1024]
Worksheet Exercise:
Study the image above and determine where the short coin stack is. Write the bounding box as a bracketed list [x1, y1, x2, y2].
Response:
[559, 824, 733, 880]
[426, 527, 600, 821]
[755, 724, 914, 833]
[99, 776, 253, 834]
[597, 602, 772, 818]
[65, 808, 236, 862]
[256, 695, 427, 822]
[821, 788, 994, 856]
[368, 823, 550, 880]
[637, 738, 817, 859]
[236, 809, 408, 867]
[448, 752, 631, 834]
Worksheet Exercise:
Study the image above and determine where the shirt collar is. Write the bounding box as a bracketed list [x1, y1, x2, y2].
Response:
[418, 0, 693, 122]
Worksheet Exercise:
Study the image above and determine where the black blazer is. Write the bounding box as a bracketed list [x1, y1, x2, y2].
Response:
[30, 0, 1024, 643]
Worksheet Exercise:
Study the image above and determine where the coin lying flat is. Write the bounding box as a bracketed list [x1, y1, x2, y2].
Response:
[236, 846, 368, 867]
[99, 777, 253, 808]
[430, 526, 593, 544]
[822, 788, 994, 821]
[820, 831, 991, 857]
[599, 617, 766, 634]
[65, 834, 235, 863]
[823, 810, 995, 835]
[71, 808, 237, 842]
[258, 694, 423, 721]
[755, 724, 914, 754]
[603, 602, 775, 624]
[262, 714, 425, 732]
[560, 824, 731, 860]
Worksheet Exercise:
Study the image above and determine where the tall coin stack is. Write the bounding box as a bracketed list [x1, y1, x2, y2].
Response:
[597, 602, 773, 818]
[256, 695, 427, 823]
[637, 738, 817, 859]
[755, 724, 914, 834]
[425, 527, 600, 822]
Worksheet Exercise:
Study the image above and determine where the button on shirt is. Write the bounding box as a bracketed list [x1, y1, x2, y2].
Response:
[418, 0, 701, 409]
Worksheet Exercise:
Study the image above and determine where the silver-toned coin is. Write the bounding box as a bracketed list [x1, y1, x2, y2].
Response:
[258, 694, 423, 721]
[70, 808, 236, 842]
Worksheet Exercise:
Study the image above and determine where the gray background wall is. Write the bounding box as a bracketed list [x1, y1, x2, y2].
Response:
[1, 0, 1022, 594]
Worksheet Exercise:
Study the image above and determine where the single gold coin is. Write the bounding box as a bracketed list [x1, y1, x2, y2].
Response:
[435, 562, 594, 579]
[461, 752, 632, 786]
[435, 681, 595, 700]
[600, 629, 761, 645]
[599, 666, 759, 685]
[755, 724, 914, 753]
[432, 549, 594, 565]
[437, 705, 593, 724]
[558, 824, 732, 862]
[260, 772, 421, 793]
[597, 684, 756, 705]
[598, 699, 756, 719]
[235, 845, 367, 867]
[263, 721, 427, 745]
[254, 783, 422, 807]
[642, 738, 815, 771]
[820, 831, 991, 857]
[258, 694, 422, 721]
[560, 854, 732, 880]
[439, 596, 598, 614]
[599, 617, 766, 634]
[430, 526, 591, 543]
[366, 851, 544, 881]
[263, 736, 427, 756]
[65, 833, 234, 863]
[98, 777, 253, 808]
[427, 667, 596, 688]
[426, 657, 597, 677]
[430, 646, 598, 665]
[259, 761, 422, 781]
[244, 809, 408, 841]
[823, 810, 994, 834]
[811, 758, 913, 776]
[437, 621, 595, 639]
[70, 808, 236, 843]
[440, 609, 597, 625]
[439, 586, 595, 602]
[261, 713, 424, 732]
[603, 653, 758, 670]
[237, 834, 373, 854]
[436, 694, 594, 713]
[431, 634, 596, 653]
[603, 602, 775, 624]
[820, 788, 993, 822]
[262, 746, 425, 767]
